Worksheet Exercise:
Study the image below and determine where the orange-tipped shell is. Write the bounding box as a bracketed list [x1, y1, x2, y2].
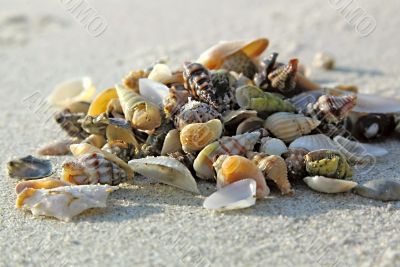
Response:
[15, 178, 69, 194]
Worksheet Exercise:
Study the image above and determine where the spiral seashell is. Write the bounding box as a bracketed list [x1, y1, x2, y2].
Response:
[15, 178, 70, 194]
[310, 94, 357, 124]
[220, 50, 258, 78]
[102, 140, 136, 162]
[54, 109, 89, 139]
[193, 131, 261, 180]
[174, 99, 221, 130]
[61, 152, 129, 185]
[264, 112, 321, 142]
[266, 58, 298, 95]
[247, 152, 293, 196]
[214, 155, 269, 199]
[304, 149, 352, 179]
[123, 69, 149, 94]
[115, 84, 161, 131]
[303, 176, 357, 194]
[163, 83, 190, 119]
[87, 88, 118, 116]
[180, 119, 223, 153]
[282, 148, 309, 179]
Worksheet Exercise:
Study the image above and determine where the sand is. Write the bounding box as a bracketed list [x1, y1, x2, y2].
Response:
[0, 0, 399, 266]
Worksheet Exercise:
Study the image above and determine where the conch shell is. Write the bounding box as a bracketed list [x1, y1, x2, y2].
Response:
[180, 119, 223, 153]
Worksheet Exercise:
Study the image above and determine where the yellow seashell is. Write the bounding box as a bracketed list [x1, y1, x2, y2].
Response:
[197, 38, 269, 70]
[15, 178, 69, 194]
[82, 134, 107, 148]
[87, 88, 118, 116]
[180, 119, 223, 152]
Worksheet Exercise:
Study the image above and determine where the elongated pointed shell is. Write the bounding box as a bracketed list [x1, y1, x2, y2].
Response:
[180, 119, 223, 152]
[303, 176, 357, 194]
[197, 38, 269, 69]
[264, 112, 320, 142]
[203, 179, 257, 211]
[47, 77, 96, 108]
[15, 178, 70, 194]
[305, 149, 352, 179]
[128, 156, 199, 194]
[87, 88, 118, 116]
[16, 185, 117, 221]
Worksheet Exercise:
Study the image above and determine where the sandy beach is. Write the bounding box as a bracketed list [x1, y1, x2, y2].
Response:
[1, 0, 399, 266]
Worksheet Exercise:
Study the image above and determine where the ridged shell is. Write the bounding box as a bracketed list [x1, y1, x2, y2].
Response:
[259, 137, 288, 156]
[54, 109, 88, 139]
[197, 38, 269, 70]
[214, 155, 269, 198]
[7, 156, 53, 179]
[102, 141, 136, 162]
[180, 119, 223, 152]
[289, 134, 338, 151]
[264, 112, 321, 142]
[203, 179, 257, 211]
[354, 179, 400, 201]
[305, 149, 352, 179]
[47, 77, 96, 108]
[128, 156, 199, 194]
[193, 131, 261, 180]
[266, 58, 298, 95]
[87, 88, 118, 116]
[15, 178, 69, 194]
[311, 95, 357, 123]
[161, 129, 182, 155]
[303, 176, 357, 194]
[282, 148, 309, 179]
[16, 184, 117, 221]
[174, 99, 221, 130]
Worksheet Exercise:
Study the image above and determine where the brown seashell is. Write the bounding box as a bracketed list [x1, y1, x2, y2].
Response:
[220, 50, 258, 78]
[174, 99, 221, 130]
[310, 94, 357, 124]
[282, 148, 309, 179]
[163, 83, 190, 119]
[267, 58, 298, 95]
[123, 69, 149, 93]
[54, 109, 88, 139]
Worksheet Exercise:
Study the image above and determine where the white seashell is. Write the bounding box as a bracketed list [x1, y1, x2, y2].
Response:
[16, 184, 118, 221]
[128, 156, 199, 194]
[138, 78, 170, 106]
[259, 137, 288, 156]
[147, 63, 172, 84]
[333, 136, 388, 163]
[47, 77, 96, 108]
[289, 134, 338, 151]
[303, 176, 357, 194]
[161, 129, 182, 155]
[203, 179, 256, 211]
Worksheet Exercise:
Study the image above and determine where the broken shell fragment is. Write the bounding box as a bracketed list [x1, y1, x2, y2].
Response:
[16, 184, 118, 221]
[123, 69, 148, 93]
[161, 129, 182, 155]
[36, 138, 79, 156]
[128, 156, 199, 194]
[203, 179, 257, 211]
[15, 178, 69, 194]
[147, 63, 173, 84]
[139, 78, 170, 106]
[354, 179, 400, 201]
[259, 137, 288, 156]
[87, 88, 118, 116]
[305, 149, 352, 179]
[180, 119, 223, 153]
[303, 176, 357, 193]
[7, 155, 53, 179]
[47, 77, 96, 108]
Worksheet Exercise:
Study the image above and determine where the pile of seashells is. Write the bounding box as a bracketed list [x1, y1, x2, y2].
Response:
[7, 38, 400, 221]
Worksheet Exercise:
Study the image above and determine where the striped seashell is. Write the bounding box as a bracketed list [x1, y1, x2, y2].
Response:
[310, 94, 357, 124]
[54, 109, 89, 139]
[61, 152, 129, 185]
[193, 131, 261, 180]
[264, 112, 321, 142]
[174, 99, 221, 130]
[267, 58, 298, 95]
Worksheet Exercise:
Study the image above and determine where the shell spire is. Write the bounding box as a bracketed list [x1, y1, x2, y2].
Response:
[267, 58, 298, 94]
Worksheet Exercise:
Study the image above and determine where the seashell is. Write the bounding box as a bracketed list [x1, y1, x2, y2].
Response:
[222, 109, 257, 126]
[259, 137, 288, 156]
[345, 112, 395, 140]
[65, 101, 91, 114]
[236, 117, 264, 135]
[115, 84, 161, 131]
[303, 176, 357, 194]
[102, 140, 136, 162]
[264, 112, 320, 142]
[82, 134, 107, 148]
[139, 120, 175, 157]
[395, 114, 400, 137]
[312, 52, 335, 70]
[310, 94, 357, 124]
[354, 179, 400, 201]
[81, 113, 112, 136]
[106, 122, 139, 149]
[163, 83, 190, 119]
[197, 38, 269, 70]
[183, 62, 218, 108]
[203, 179, 257, 211]
[236, 85, 296, 116]
[180, 119, 223, 153]
[15, 178, 69, 194]
[248, 153, 293, 195]
[254, 52, 279, 89]
[333, 136, 388, 163]
[282, 148, 309, 179]
[220, 50, 258, 78]
[61, 152, 129, 185]
[70, 143, 134, 179]
[36, 138, 79, 156]
[54, 109, 88, 139]
[210, 70, 237, 112]
[128, 156, 199, 194]
[7, 155, 53, 179]
[138, 78, 170, 106]
[16, 184, 117, 221]
[106, 98, 124, 119]
[266, 58, 298, 95]
[147, 63, 173, 84]
[193, 131, 261, 180]
[289, 134, 338, 151]
[174, 99, 222, 130]
[87, 88, 118, 116]
[352, 92, 400, 114]
[214, 155, 269, 198]
[123, 69, 149, 94]
[305, 149, 352, 179]
[289, 91, 324, 113]
[47, 77, 96, 108]
[161, 129, 182, 155]
[167, 151, 196, 171]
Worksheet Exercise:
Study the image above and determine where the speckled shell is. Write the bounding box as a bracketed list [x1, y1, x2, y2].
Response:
[210, 70, 237, 112]
[180, 119, 223, 152]
[193, 131, 261, 180]
[264, 112, 321, 142]
[282, 148, 309, 179]
[248, 152, 293, 195]
[174, 99, 222, 130]
[304, 149, 352, 179]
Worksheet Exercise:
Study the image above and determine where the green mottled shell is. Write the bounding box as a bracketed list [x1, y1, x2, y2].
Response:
[304, 149, 352, 179]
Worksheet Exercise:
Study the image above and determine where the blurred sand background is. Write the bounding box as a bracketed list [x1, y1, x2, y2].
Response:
[0, 0, 399, 266]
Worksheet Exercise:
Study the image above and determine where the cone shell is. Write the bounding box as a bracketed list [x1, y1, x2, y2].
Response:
[303, 176, 357, 194]
[215, 155, 269, 198]
[197, 38, 269, 70]
[304, 149, 352, 179]
[87, 88, 118, 116]
[15, 178, 70, 194]
[264, 112, 321, 142]
[180, 119, 223, 152]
